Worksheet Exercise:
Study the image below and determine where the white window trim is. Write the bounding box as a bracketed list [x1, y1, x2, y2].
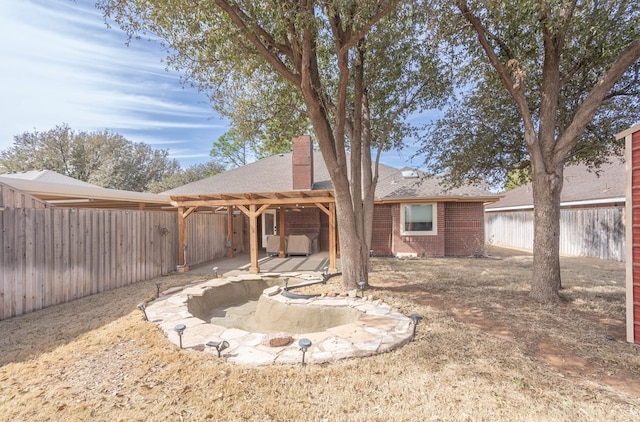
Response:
[400, 203, 437, 236]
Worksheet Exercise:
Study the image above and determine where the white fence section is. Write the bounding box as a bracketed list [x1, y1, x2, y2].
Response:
[485, 206, 625, 261]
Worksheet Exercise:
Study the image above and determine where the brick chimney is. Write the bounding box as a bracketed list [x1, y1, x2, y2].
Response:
[292, 135, 314, 190]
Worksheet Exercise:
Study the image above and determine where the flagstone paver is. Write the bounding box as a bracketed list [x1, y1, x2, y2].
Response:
[145, 271, 415, 366]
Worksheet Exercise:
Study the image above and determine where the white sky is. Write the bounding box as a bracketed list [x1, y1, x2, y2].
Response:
[0, 0, 424, 169]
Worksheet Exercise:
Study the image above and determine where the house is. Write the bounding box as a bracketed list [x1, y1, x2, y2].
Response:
[165, 135, 500, 273]
[620, 123, 640, 345]
[485, 159, 626, 261]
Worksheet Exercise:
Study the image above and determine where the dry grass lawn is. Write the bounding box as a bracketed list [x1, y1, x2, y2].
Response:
[0, 246, 638, 421]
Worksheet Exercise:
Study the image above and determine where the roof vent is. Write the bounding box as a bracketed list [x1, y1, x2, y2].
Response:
[401, 170, 419, 179]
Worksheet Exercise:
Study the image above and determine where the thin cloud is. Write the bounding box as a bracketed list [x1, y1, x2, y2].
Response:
[0, 0, 223, 167]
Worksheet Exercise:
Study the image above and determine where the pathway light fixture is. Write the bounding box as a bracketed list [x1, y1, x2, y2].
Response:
[174, 324, 186, 349]
[357, 281, 366, 298]
[206, 340, 230, 357]
[410, 313, 423, 341]
[298, 338, 312, 365]
[137, 302, 148, 321]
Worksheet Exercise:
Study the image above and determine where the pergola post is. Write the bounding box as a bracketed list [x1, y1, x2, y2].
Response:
[329, 202, 337, 272]
[278, 207, 286, 258]
[226, 206, 235, 257]
[248, 204, 259, 273]
[316, 202, 337, 273]
[177, 206, 197, 272]
[237, 203, 270, 274]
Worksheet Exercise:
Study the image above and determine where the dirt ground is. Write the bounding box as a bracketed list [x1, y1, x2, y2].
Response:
[0, 246, 638, 421]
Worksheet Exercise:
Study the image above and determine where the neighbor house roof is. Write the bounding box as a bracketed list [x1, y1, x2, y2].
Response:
[486, 159, 625, 211]
[0, 170, 98, 187]
[165, 151, 500, 203]
[0, 171, 172, 211]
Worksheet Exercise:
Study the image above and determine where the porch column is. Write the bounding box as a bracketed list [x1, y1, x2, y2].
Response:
[177, 206, 197, 272]
[237, 204, 270, 274]
[316, 202, 337, 273]
[248, 204, 259, 273]
[278, 207, 286, 258]
[226, 206, 235, 257]
[329, 202, 337, 272]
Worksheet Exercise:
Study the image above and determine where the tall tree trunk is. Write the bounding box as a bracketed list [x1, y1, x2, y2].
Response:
[530, 160, 563, 303]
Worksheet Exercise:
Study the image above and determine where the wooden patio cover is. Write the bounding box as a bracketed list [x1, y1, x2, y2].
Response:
[170, 189, 337, 274]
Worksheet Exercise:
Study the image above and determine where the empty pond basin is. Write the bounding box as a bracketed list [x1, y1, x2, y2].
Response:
[144, 273, 416, 365]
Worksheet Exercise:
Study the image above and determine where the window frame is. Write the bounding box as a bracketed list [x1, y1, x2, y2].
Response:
[400, 203, 437, 236]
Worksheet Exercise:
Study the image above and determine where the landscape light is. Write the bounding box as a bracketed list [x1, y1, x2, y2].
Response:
[410, 313, 423, 341]
[174, 324, 186, 349]
[155, 282, 161, 299]
[284, 277, 289, 289]
[212, 266, 219, 278]
[137, 302, 148, 321]
[357, 281, 366, 298]
[206, 340, 230, 358]
[298, 338, 312, 365]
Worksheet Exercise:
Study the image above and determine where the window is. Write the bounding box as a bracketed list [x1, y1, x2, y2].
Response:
[401, 203, 437, 235]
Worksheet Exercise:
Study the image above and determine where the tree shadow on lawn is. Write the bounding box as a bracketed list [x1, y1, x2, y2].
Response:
[0, 274, 206, 367]
[367, 251, 640, 397]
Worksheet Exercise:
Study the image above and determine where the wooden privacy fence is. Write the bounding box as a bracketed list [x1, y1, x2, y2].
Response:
[485, 206, 625, 261]
[1, 207, 230, 321]
[184, 211, 243, 266]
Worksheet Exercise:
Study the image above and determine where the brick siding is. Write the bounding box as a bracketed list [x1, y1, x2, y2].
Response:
[371, 204, 393, 256]
[444, 202, 485, 256]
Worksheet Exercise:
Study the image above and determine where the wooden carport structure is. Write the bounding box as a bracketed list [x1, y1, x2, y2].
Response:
[170, 189, 337, 274]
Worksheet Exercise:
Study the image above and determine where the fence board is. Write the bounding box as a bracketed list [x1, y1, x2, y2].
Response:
[25, 209, 35, 313]
[486, 206, 625, 261]
[0, 206, 231, 321]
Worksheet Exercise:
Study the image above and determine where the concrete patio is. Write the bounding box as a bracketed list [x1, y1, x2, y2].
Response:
[186, 252, 341, 277]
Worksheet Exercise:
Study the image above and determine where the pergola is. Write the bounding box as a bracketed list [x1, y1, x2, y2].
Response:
[170, 189, 337, 274]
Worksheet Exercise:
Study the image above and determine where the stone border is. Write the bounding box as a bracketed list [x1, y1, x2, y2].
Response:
[144, 272, 414, 366]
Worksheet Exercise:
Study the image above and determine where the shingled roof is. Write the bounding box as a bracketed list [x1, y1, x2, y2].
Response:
[0, 170, 98, 187]
[165, 151, 499, 202]
[0, 170, 172, 210]
[486, 158, 625, 211]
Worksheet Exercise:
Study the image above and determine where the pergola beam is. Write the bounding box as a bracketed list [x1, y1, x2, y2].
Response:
[170, 190, 337, 274]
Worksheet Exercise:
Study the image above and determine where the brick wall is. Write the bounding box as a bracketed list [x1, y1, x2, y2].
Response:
[283, 207, 320, 235]
[371, 204, 393, 256]
[391, 203, 446, 257]
[292, 135, 313, 190]
[444, 202, 485, 256]
[240, 201, 485, 257]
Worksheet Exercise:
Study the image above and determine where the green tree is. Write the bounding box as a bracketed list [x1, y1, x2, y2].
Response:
[210, 130, 253, 169]
[0, 124, 181, 192]
[99, 0, 449, 288]
[422, 0, 640, 303]
[209, 77, 311, 160]
[147, 160, 226, 193]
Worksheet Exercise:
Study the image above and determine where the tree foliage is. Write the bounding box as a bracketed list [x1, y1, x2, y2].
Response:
[98, 0, 450, 287]
[208, 129, 293, 170]
[421, 0, 640, 303]
[423, 0, 639, 190]
[146, 160, 226, 193]
[0, 123, 182, 192]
